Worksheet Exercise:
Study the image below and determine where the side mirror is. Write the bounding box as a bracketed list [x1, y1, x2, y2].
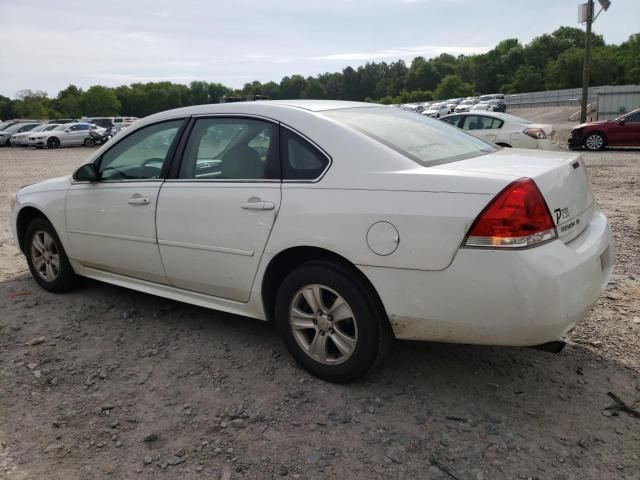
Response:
[73, 163, 99, 182]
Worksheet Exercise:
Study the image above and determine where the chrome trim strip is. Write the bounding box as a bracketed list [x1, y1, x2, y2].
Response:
[68, 230, 156, 244]
[158, 239, 254, 257]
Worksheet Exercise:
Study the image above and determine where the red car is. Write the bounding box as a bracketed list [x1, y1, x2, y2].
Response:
[568, 108, 640, 151]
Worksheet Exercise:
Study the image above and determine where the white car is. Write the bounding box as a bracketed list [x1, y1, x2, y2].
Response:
[28, 122, 105, 149]
[422, 102, 450, 118]
[471, 102, 493, 112]
[454, 98, 479, 113]
[10, 100, 613, 382]
[440, 112, 556, 149]
[10, 124, 60, 146]
[0, 122, 43, 146]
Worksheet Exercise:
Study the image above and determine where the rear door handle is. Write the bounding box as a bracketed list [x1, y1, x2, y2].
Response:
[241, 200, 275, 210]
[128, 195, 150, 205]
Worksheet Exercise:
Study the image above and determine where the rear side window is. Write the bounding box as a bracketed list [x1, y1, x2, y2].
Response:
[324, 107, 495, 167]
[280, 128, 329, 180]
[441, 116, 461, 127]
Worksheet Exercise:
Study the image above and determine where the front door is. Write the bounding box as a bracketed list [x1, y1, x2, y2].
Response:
[156, 116, 281, 302]
[619, 111, 640, 146]
[65, 119, 185, 283]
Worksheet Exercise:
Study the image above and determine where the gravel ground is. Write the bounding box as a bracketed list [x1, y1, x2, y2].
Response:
[0, 145, 639, 480]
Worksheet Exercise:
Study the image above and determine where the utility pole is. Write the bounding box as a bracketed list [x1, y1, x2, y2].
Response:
[580, 0, 593, 123]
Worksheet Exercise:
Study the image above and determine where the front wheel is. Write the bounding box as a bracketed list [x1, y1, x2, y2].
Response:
[25, 218, 76, 293]
[584, 132, 605, 151]
[275, 261, 392, 382]
[84, 138, 95, 147]
[47, 137, 60, 149]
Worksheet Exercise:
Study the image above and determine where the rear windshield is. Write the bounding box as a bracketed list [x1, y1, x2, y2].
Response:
[323, 107, 496, 167]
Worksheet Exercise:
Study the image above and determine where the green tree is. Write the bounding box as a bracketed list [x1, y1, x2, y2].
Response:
[505, 65, 544, 93]
[80, 86, 121, 116]
[434, 75, 473, 99]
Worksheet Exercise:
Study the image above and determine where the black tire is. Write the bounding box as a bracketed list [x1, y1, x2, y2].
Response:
[5, 138, 10, 147]
[84, 138, 95, 147]
[275, 260, 393, 383]
[584, 132, 606, 151]
[47, 137, 60, 149]
[24, 217, 77, 293]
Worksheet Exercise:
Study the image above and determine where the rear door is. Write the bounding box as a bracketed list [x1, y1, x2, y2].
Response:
[156, 116, 281, 302]
[460, 115, 503, 143]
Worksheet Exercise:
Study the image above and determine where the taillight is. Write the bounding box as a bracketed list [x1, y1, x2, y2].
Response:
[464, 178, 557, 248]
[523, 127, 547, 139]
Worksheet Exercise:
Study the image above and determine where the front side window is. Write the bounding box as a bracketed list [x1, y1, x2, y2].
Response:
[441, 116, 461, 127]
[624, 111, 640, 123]
[98, 119, 184, 180]
[324, 107, 495, 167]
[281, 129, 329, 180]
[179, 117, 278, 180]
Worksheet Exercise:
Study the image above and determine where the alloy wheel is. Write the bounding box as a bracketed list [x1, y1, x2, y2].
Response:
[30, 230, 60, 282]
[289, 284, 358, 365]
[585, 133, 604, 151]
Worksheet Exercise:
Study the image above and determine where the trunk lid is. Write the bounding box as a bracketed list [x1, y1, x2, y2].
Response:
[438, 148, 594, 242]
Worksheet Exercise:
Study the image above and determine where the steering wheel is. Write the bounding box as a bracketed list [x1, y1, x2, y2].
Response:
[139, 157, 164, 178]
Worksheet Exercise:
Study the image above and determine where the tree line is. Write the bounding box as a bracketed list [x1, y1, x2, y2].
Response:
[1, 26, 638, 120]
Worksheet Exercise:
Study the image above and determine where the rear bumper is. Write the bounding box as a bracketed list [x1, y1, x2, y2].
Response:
[360, 211, 613, 346]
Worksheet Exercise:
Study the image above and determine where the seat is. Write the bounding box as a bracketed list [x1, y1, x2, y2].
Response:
[221, 146, 265, 179]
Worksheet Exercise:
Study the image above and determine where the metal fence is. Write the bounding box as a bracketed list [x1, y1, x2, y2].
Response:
[505, 87, 600, 108]
[596, 85, 640, 120]
[505, 84, 640, 120]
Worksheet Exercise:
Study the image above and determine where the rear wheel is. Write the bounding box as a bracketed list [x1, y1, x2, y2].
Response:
[584, 132, 605, 151]
[275, 261, 392, 382]
[47, 137, 60, 149]
[25, 218, 76, 293]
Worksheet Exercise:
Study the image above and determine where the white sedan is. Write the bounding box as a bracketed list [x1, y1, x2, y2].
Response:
[10, 124, 60, 146]
[28, 122, 104, 149]
[10, 100, 613, 382]
[421, 102, 450, 118]
[440, 111, 557, 149]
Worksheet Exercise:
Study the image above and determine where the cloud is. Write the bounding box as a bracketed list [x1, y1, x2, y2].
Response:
[314, 45, 490, 61]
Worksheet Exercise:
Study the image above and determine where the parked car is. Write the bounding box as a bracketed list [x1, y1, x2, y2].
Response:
[471, 102, 493, 112]
[0, 122, 42, 146]
[486, 99, 506, 112]
[445, 98, 462, 111]
[10, 124, 60, 146]
[422, 102, 449, 118]
[568, 108, 640, 151]
[82, 117, 115, 129]
[479, 93, 505, 102]
[454, 98, 479, 113]
[440, 112, 556, 149]
[9, 100, 613, 382]
[0, 119, 40, 131]
[112, 116, 139, 129]
[28, 122, 105, 149]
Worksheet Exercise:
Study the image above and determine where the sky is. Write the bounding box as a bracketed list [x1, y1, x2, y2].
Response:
[0, 0, 638, 98]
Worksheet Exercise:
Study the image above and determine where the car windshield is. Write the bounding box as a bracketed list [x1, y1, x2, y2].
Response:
[53, 124, 69, 131]
[45, 124, 60, 131]
[323, 107, 496, 167]
[460, 100, 473, 105]
[430, 103, 443, 108]
[26, 125, 48, 133]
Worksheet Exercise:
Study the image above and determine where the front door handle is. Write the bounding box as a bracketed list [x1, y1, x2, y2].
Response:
[241, 199, 275, 210]
[128, 195, 150, 205]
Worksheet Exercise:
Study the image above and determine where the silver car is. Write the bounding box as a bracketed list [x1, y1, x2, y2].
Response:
[28, 123, 105, 149]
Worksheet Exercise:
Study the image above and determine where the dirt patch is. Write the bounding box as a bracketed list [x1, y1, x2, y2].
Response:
[0, 146, 639, 479]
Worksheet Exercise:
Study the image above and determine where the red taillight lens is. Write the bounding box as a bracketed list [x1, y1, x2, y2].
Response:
[464, 178, 557, 248]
